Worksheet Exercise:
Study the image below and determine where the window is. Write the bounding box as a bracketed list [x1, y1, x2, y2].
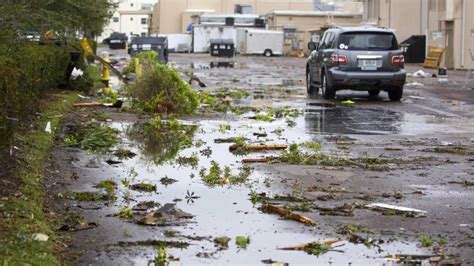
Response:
[130, 17, 133, 21]
[113, 17, 119, 23]
[325, 33, 336, 48]
[141, 32, 147, 37]
[337, 32, 398, 51]
[141, 3, 152, 10]
[130, 3, 134, 7]
[141, 18, 147, 24]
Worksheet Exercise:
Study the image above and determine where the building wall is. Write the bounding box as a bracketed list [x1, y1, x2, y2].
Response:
[363, 0, 474, 69]
[100, 0, 157, 42]
[267, 13, 362, 54]
[153, 0, 314, 34]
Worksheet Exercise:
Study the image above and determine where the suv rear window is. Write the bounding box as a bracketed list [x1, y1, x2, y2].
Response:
[337, 32, 398, 51]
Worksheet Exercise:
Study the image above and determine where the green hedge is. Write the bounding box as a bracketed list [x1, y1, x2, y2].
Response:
[0, 44, 70, 127]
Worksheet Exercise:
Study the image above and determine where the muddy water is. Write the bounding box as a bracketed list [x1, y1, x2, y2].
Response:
[72, 96, 473, 264]
[65, 53, 474, 264]
[88, 115, 431, 265]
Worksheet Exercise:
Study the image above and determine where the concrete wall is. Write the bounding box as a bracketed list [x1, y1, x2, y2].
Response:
[267, 12, 362, 54]
[153, 0, 314, 34]
[363, 0, 474, 69]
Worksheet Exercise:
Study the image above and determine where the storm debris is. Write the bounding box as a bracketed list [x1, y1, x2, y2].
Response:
[136, 203, 193, 226]
[235, 236, 250, 249]
[130, 182, 157, 192]
[229, 143, 288, 152]
[260, 204, 315, 225]
[316, 203, 356, 216]
[366, 203, 427, 217]
[279, 240, 342, 256]
[213, 236, 231, 249]
[132, 201, 161, 211]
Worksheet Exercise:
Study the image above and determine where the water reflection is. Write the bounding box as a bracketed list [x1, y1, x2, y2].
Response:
[126, 121, 197, 165]
[305, 104, 402, 135]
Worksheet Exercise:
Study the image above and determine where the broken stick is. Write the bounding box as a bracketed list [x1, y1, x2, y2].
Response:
[229, 144, 288, 152]
[261, 204, 315, 225]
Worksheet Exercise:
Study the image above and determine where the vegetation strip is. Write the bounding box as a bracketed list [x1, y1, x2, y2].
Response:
[0, 91, 79, 264]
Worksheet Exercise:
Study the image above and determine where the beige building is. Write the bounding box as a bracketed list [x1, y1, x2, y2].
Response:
[363, 0, 474, 69]
[151, 0, 314, 34]
[266, 10, 363, 54]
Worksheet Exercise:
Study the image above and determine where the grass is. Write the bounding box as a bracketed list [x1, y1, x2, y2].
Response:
[214, 236, 230, 249]
[0, 91, 78, 265]
[304, 241, 331, 256]
[118, 207, 133, 219]
[199, 161, 253, 186]
[175, 153, 199, 169]
[235, 236, 250, 249]
[420, 234, 434, 247]
[66, 191, 116, 202]
[130, 182, 157, 192]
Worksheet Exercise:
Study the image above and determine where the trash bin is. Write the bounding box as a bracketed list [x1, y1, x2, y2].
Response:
[109, 32, 127, 50]
[400, 35, 426, 63]
[209, 39, 235, 57]
[128, 36, 169, 64]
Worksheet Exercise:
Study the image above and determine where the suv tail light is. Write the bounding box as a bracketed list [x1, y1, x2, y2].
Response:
[392, 55, 405, 67]
[330, 54, 348, 65]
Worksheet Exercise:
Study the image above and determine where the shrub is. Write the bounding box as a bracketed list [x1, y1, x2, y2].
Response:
[126, 51, 198, 115]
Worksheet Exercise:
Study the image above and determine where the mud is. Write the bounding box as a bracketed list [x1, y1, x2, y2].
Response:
[45, 53, 474, 265]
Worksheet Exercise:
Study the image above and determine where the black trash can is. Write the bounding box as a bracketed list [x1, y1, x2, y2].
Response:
[128, 36, 169, 64]
[209, 39, 234, 57]
[400, 35, 426, 63]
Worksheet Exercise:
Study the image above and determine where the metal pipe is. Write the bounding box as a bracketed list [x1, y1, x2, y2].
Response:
[461, 0, 466, 67]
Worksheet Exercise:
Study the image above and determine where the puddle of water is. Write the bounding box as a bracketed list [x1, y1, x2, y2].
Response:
[78, 116, 434, 265]
[303, 101, 474, 136]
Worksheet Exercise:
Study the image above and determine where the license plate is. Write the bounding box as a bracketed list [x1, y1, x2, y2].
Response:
[361, 59, 377, 70]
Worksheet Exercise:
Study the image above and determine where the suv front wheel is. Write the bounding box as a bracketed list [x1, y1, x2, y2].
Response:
[321, 72, 336, 99]
[388, 86, 403, 101]
[306, 71, 319, 95]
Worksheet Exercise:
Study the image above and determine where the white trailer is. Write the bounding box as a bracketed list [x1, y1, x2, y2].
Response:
[193, 25, 237, 53]
[155, 34, 192, 53]
[238, 29, 283, 56]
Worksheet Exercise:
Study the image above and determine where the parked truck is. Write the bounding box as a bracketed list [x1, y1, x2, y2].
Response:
[237, 29, 283, 57]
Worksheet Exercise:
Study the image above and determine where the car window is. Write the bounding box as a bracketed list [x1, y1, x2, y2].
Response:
[319, 32, 329, 49]
[337, 32, 398, 50]
[325, 32, 336, 48]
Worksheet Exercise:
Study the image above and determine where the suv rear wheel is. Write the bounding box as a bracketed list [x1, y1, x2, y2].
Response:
[388, 86, 403, 101]
[321, 72, 335, 99]
[306, 71, 319, 95]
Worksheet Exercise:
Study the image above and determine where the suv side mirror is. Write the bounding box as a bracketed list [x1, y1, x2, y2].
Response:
[308, 42, 319, 51]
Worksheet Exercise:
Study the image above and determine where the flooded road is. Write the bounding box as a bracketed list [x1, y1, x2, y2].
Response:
[48, 53, 474, 265]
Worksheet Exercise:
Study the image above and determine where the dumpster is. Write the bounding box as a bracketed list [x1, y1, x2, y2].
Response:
[400, 35, 426, 63]
[210, 39, 235, 57]
[128, 36, 169, 63]
[109, 32, 127, 50]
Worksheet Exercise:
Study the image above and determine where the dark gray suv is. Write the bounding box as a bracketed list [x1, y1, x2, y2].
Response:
[306, 26, 406, 101]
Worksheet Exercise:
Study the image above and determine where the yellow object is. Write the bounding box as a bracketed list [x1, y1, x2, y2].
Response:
[81, 37, 94, 58]
[423, 46, 445, 69]
[341, 100, 355, 105]
[101, 53, 111, 95]
[134, 58, 142, 80]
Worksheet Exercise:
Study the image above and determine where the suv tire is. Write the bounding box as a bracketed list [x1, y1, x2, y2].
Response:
[264, 49, 273, 57]
[306, 71, 319, 95]
[321, 72, 335, 99]
[388, 86, 403, 101]
[368, 89, 380, 96]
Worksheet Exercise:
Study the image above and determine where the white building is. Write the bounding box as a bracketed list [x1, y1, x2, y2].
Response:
[99, 0, 159, 42]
